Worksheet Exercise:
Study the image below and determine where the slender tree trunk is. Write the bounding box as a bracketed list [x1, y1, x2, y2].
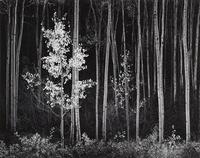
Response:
[46, 4, 49, 28]
[189, 1, 194, 87]
[36, 0, 48, 136]
[70, 3, 75, 140]
[160, 0, 165, 143]
[153, 49, 157, 93]
[146, 27, 151, 124]
[154, 0, 165, 143]
[150, 10, 154, 121]
[60, 75, 64, 147]
[96, 6, 103, 139]
[194, 2, 200, 92]
[143, 0, 148, 103]
[0, 14, 2, 129]
[131, 6, 135, 76]
[199, 83, 200, 139]
[102, 0, 111, 141]
[72, 0, 81, 143]
[37, 0, 48, 108]
[70, 107, 75, 144]
[111, 1, 119, 124]
[10, 0, 18, 132]
[15, 0, 25, 129]
[35, 0, 40, 107]
[179, 36, 184, 87]
[183, 0, 190, 143]
[163, 0, 168, 94]
[173, 0, 178, 105]
[195, 2, 200, 139]
[35, 0, 39, 54]
[147, 27, 150, 100]
[131, 3, 136, 116]
[90, 0, 99, 140]
[6, 4, 11, 129]
[0, 15, 1, 125]
[75, 105, 81, 142]
[136, 0, 141, 142]
[121, 0, 129, 141]
[70, 0, 76, 141]
[145, 1, 150, 105]
[192, 0, 200, 140]
[56, 2, 65, 147]
[114, 7, 120, 75]
[141, 45, 147, 131]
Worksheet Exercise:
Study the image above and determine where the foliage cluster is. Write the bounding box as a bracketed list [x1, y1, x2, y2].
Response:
[111, 51, 134, 109]
[0, 133, 72, 158]
[23, 13, 94, 111]
[0, 129, 199, 158]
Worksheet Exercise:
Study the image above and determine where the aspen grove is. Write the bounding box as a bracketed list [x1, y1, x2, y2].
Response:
[1, 0, 200, 157]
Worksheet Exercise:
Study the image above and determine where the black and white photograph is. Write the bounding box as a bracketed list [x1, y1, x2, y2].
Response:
[0, 0, 200, 157]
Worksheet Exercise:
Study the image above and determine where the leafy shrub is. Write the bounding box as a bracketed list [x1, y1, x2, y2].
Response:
[8, 143, 21, 157]
[134, 125, 184, 158]
[1, 130, 200, 158]
[189, 142, 200, 153]
[73, 133, 137, 158]
[0, 140, 8, 157]
[2, 133, 71, 158]
[113, 131, 126, 142]
[80, 132, 96, 145]
[134, 125, 158, 156]
[73, 141, 115, 158]
[180, 145, 199, 158]
[5, 133, 58, 157]
[19, 133, 58, 157]
[111, 141, 137, 158]
[166, 125, 181, 150]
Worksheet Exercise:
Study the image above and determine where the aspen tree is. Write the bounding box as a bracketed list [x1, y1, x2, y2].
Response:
[154, 0, 165, 143]
[194, 2, 200, 92]
[6, 2, 11, 129]
[173, 0, 178, 103]
[15, 0, 25, 129]
[102, 0, 111, 141]
[136, 0, 141, 142]
[121, 0, 129, 141]
[10, 0, 18, 132]
[183, 0, 190, 143]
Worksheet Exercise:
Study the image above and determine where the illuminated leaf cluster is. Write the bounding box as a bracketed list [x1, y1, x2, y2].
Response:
[111, 51, 133, 108]
[23, 13, 94, 110]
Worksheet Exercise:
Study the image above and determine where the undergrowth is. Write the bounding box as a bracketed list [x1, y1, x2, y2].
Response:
[0, 127, 200, 158]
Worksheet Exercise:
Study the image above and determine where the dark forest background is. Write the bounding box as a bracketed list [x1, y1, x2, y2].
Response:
[0, 0, 199, 145]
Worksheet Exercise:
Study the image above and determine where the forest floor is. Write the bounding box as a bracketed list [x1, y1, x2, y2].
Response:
[1, 132, 200, 158]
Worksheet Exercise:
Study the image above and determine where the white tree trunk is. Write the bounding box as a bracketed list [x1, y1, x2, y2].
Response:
[183, 0, 190, 143]
[102, 0, 111, 141]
